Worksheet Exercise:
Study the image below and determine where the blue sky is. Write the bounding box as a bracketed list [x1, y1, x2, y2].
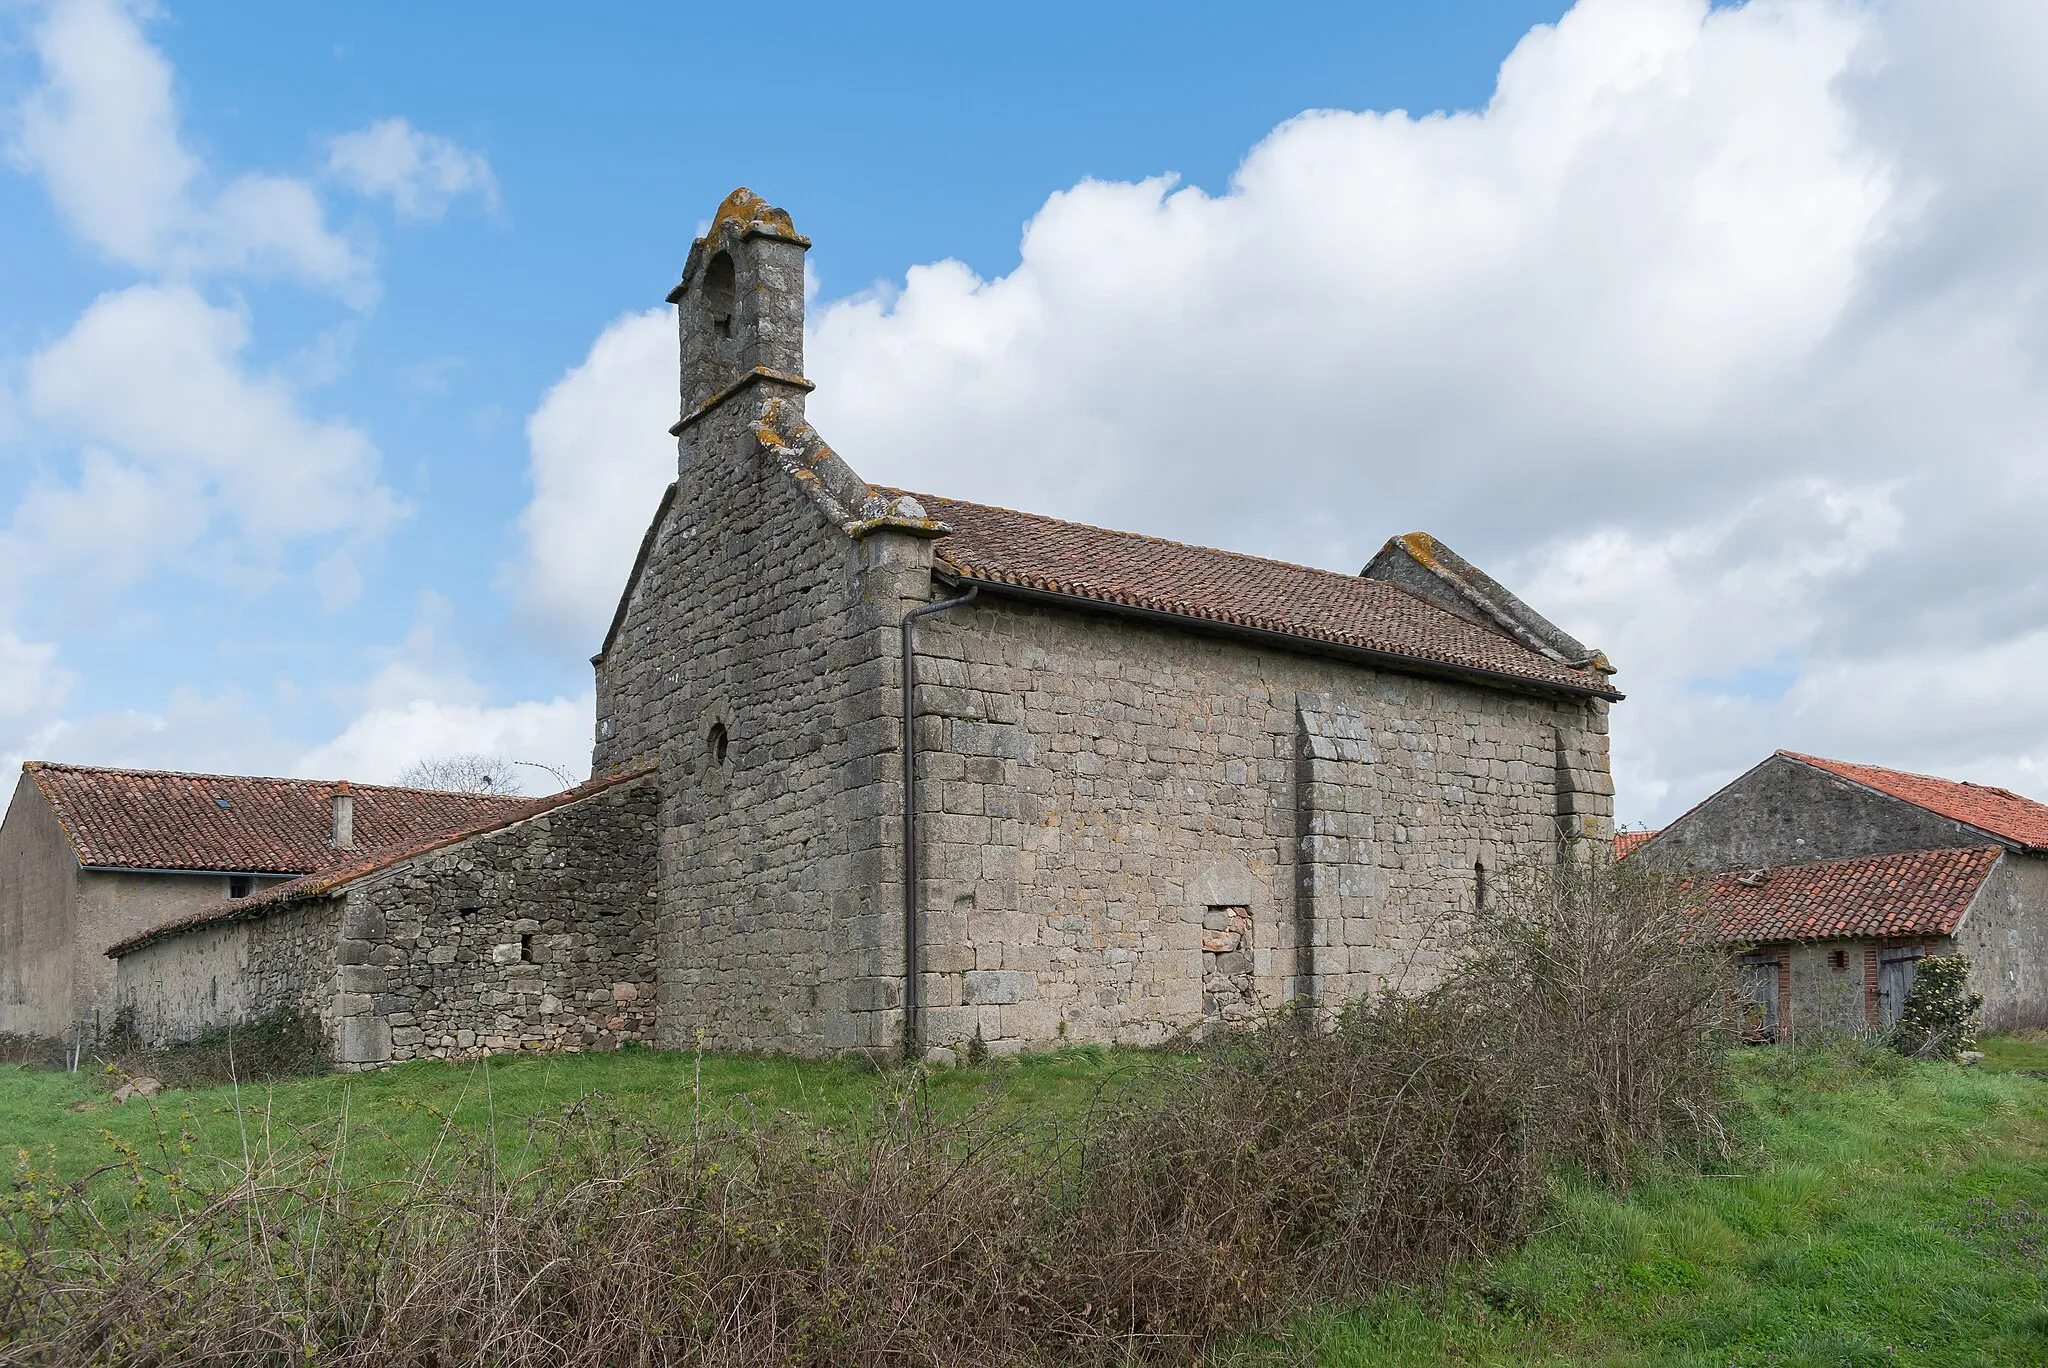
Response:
[4, 0, 2048, 825]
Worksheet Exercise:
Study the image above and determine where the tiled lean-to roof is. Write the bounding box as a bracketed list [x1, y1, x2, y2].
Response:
[887, 491, 1619, 699]
[1614, 829, 1660, 859]
[1696, 846, 2001, 945]
[1780, 751, 2048, 852]
[106, 765, 655, 957]
[24, 762, 531, 875]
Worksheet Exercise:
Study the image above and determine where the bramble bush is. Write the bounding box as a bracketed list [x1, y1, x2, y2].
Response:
[0, 855, 1734, 1366]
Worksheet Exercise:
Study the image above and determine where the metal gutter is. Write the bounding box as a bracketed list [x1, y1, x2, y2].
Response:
[82, 864, 295, 879]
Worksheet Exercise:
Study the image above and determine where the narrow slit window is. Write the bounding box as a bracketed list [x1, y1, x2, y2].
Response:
[708, 722, 729, 768]
[520, 933, 535, 964]
[1474, 860, 1488, 911]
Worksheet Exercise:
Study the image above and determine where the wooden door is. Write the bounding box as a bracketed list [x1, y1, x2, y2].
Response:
[1737, 956, 1779, 1044]
[1877, 949, 1922, 1031]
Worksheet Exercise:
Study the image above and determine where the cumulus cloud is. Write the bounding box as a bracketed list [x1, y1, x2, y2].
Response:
[4, 283, 405, 601]
[290, 606, 590, 788]
[507, 0, 2048, 825]
[510, 308, 675, 648]
[326, 117, 499, 222]
[13, 686, 296, 778]
[8, 0, 369, 296]
[0, 632, 76, 773]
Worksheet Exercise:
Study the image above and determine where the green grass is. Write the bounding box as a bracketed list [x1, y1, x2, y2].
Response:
[1978, 1030, 2048, 1076]
[0, 1043, 1148, 1191]
[1272, 1042, 2048, 1367]
[5, 1039, 2045, 1366]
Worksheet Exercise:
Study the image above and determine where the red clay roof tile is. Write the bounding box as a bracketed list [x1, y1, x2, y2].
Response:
[1779, 751, 2048, 851]
[1615, 829, 1660, 858]
[884, 491, 1618, 699]
[1694, 846, 2001, 944]
[104, 765, 655, 957]
[25, 762, 532, 876]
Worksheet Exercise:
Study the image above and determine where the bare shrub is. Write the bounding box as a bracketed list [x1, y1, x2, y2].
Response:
[0, 857, 1731, 1365]
[1457, 855, 1734, 1187]
[98, 1008, 330, 1089]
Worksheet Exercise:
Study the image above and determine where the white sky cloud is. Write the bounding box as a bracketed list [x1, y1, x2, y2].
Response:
[6, 283, 405, 601]
[325, 117, 499, 222]
[509, 0, 2048, 825]
[8, 0, 370, 297]
[510, 307, 675, 648]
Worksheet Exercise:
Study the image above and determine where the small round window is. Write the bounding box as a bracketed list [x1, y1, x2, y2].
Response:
[708, 722, 729, 768]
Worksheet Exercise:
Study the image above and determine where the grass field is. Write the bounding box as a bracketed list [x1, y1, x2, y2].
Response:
[0, 1043, 1149, 1190]
[1283, 1043, 2048, 1367]
[3, 1039, 2045, 1366]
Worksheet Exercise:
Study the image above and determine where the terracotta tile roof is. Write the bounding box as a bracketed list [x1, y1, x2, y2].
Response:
[884, 491, 1620, 700]
[1693, 846, 2001, 945]
[1614, 829, 1660, 859]
[106, 765, 656, 958]
[1779, 751, 2048, 851]
[25, 762, 531, 875]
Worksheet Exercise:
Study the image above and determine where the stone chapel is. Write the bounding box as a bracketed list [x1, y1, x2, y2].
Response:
[105, 188, 1621, 1065]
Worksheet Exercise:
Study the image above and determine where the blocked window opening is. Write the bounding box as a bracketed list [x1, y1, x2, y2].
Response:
[1201, 905, 1255, 1025]
[520, 934, 535, 964]
[708, 722, 729, 768]
[704, 252, 736, 337]
[228, 875, 252, 899]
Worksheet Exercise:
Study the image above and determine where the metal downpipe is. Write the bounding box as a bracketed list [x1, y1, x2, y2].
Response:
[900, 584, 979, 1060]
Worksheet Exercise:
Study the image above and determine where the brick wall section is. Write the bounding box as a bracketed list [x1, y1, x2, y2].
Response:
[903, 594, 1613, 1054]
[333, 772, 660, 1067]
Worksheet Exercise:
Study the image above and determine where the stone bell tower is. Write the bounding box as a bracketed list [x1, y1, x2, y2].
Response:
[667, 187, 811, 423]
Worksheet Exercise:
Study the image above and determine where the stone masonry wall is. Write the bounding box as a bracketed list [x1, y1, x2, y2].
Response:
[1636, 754, 2001, 875]
[904, 592, 1614, 1056]
[334, 773, 660, 1067]
[1955, 852, 2048, 1032]
[114, 897, 340, 1045]
[591, 389, 928, 1058]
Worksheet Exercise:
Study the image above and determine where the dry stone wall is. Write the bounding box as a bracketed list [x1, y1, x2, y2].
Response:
[334, 773, 660, 1067]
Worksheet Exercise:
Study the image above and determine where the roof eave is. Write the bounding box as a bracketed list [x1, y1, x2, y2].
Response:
[933, 569, 1623, 703]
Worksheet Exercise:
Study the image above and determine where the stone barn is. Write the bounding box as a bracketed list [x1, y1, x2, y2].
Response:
[0, 763, 526, 1045]
[108, 187, 1622, 1065]
[1632, 750, 2048, 1039]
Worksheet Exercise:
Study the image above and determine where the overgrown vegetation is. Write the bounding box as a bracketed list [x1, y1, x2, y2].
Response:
[0, 858, 1732, 1365]
[97, 1007, 332, 1091]
[1282, 1040, 2048, 1365]
[1893, 953, 1986, 1062]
